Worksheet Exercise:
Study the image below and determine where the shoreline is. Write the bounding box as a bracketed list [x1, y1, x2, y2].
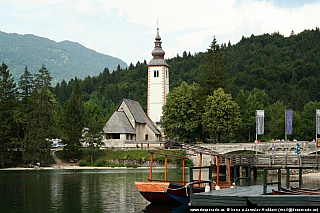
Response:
[0, 166, 168, 171]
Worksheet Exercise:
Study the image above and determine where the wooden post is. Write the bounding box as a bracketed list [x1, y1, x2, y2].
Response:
[299, 168, 302, 188]
[216, 156, 220, 186]
[165, 155, 168, 181]
[198, 153, 202, 182]
[182, 158, 185, 183]
[228, 158, 231, 187]
[197, 153, 202, 187]
[149, 152, 153, 180]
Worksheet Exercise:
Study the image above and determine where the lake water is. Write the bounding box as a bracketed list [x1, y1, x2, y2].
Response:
[0, 168, 319, 213]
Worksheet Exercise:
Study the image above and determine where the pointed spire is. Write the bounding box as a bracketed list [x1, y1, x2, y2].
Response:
[152, 28, 165, 59]
[148, 27, 168, 66]
[155, 28, 161, 40]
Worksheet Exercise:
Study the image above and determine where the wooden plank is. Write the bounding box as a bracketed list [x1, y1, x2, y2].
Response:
[190, 185, 320, 207]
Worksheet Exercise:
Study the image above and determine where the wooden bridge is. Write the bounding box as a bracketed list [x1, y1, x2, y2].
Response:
[230, 154, 319, 168]
[201, 141, 319, 155]
[189, 153, 320, 169]
[184, 141, 320, 169]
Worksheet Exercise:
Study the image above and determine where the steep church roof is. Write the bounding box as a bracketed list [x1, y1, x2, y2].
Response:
[122, 99, 146, 124]
[103, 111, 136, 134]
[122, 99, 161, 135]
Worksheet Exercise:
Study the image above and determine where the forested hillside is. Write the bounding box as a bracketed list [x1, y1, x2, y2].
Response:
[0, 31, 127, 84]
[224, 29, 320, 110]
[2, 28, 320, 167]
[54, 28, 320, 142]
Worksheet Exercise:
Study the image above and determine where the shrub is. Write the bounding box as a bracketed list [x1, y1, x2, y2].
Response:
[79, 160, 88, 167]
[94, 160, 106, 167]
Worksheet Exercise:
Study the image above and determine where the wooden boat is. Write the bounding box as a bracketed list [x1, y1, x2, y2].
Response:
[135, 180, 206, 203]
[290, 187, 320, 192]
[281, 186, 320, 195]
[272, 189, 301, 195]
[273, 187, 320, 195]
[135, 150, 232, 203]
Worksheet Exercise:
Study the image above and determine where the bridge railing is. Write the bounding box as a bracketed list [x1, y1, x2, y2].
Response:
[228, 154, 319, 168]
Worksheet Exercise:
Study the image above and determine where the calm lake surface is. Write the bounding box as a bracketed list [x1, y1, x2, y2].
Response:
[0, 168, 319, 213]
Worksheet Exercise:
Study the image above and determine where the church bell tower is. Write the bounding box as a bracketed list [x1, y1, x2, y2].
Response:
[147, 28, 169, 125]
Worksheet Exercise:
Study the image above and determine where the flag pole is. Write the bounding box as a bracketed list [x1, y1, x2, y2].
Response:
[256, 110, 258, 155]
[316, 110, 318, 168]
[285, 110, 288, 162]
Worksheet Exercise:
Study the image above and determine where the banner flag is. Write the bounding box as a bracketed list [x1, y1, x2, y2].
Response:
[286, 110, 293, 135]
[272, 143, 275, 155]
[256, 110, 264, 135]
[317, 109, 320, 135]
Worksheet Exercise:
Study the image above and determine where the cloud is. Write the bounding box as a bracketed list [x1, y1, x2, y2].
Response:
[75, 0, 101, 14]
[1, 0, 320, 64]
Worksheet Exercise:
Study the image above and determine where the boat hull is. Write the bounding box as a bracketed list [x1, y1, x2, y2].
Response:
[135, 182, 177, 203]
[135, 181, 205, 203]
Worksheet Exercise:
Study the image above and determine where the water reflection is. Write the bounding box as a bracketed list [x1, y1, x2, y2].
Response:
[143, 203, 188, 213]
[0, 169, 185, 213]
[0, 168, 319, 213]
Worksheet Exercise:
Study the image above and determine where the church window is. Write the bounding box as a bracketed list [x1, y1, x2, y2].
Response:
[166, 70, 168, 78]
[154, 70, 159, 77]
[112, 133, 120, 139]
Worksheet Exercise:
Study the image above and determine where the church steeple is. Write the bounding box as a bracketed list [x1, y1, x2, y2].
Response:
[152, 28, 165, 59]
[147, 27, 169, 125]
[148, 28, 168, 66]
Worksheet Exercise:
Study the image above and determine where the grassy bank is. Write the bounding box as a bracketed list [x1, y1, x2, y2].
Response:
[56, 149, 193, 168]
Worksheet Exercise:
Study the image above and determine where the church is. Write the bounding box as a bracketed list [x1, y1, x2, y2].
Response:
[101, 28, 169, 148]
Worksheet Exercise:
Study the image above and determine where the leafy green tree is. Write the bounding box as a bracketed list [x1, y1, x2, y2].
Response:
[239, 92, 264, 142]
[265, 101, 287, 140]
[296, 101, 320, 141]
[202, 88, 241, 143]
[63, 83, 83, 157]
[0, 63, 18, 166]
[199, 37, 227, 96]
[162, 82, 204, 142]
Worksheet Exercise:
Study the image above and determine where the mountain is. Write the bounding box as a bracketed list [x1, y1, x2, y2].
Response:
[0, 31, 127, 84]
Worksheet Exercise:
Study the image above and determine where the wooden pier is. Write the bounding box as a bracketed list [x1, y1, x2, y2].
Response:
[190, 185, 320, 206]
[190, 167, 320, 206]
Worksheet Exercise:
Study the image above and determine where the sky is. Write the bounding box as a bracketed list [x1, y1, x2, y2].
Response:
[1, 0, 320, 65]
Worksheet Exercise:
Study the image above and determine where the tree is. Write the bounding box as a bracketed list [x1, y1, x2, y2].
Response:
[83, 100, 104, 163]
[63, 83, 83, 157]
[34, 64, 52, 90]
[18, 66, 34, 103]
[238, 90, 265, 142]
[199, 37, 227, 97]
[296, 101, 320, 141]
[162, 82, 204, 142]
[17, 66, 34, 152]
[265, 101, 286, 140]
[202, 88, 241, 143]
[0, 63, 18, 167]
[26, 65, 56, 163]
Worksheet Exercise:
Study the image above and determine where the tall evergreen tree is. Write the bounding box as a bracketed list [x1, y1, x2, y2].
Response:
[199, 37, 227, 96]
[17, 66, 34, 156]
[0, 63, 18, 167]
[26, 65, 56, 163]
[63, 83, 83, 157]
[18, 66, 34, 103]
